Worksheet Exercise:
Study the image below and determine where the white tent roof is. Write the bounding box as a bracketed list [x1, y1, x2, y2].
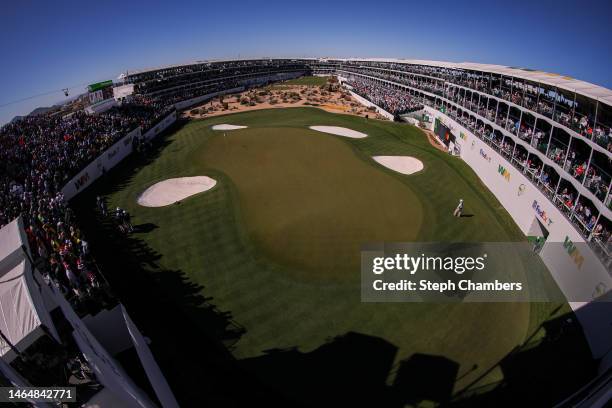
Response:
[0, 219, 59, 361]
[0, 218, 29, 268]
[0, 260, 45, 359]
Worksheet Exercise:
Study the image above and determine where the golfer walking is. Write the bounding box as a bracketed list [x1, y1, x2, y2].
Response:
[453, 199, 464, 217]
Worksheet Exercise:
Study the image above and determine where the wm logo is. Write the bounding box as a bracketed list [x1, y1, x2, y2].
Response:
[563, 236, 584, 269]
[497, 165, 510, 181]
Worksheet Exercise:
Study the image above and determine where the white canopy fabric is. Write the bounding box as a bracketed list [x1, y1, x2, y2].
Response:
[0, 218, 60, 361]
[0, 218, 29, 270]
[0, 260, 43, 359]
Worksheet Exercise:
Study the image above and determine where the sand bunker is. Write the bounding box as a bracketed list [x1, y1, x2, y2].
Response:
[309, 126, 367, 139]
[212, 124, 247, 130]
[372, 156, 424, 175]
[137, 176, 217, 207]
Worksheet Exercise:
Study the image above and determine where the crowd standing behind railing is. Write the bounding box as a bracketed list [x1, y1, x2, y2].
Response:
[440, 102, 611, 265]
[346, 76, 423, 115]
[0, 100, 170, 313]
[341, 66, 612, 210]
[339, 61, 612, 153]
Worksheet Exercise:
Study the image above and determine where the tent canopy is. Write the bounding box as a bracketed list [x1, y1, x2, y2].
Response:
[0, 260, 45, 359]
[0, 218, 29, 271]
[0, 218, 59, 361]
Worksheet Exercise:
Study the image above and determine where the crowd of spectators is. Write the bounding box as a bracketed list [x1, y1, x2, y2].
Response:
[153, 80, 242, 106]
[0, 99, 171, 310]
[438, 92, 611, 258]
[342, 61, 612, 153]
[584, 166, 610, 202]
[129, 60, 308, 96]
[346, 76, 423, 115]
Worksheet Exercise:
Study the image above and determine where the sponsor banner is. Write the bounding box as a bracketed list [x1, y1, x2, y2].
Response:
[87, 80, 113, 93]
[61, 127, 140, 200]
[142, 111, 177, 141]
[497, 164, 511, 181]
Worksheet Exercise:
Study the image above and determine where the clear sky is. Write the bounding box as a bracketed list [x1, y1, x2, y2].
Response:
[1, 0, 610, 124]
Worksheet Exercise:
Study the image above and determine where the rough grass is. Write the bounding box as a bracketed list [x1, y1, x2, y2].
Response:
[92, 108, 574, 398]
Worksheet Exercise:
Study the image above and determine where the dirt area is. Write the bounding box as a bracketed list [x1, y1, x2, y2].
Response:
[181, 78, 389, 121]
[422, 129, 448, 152]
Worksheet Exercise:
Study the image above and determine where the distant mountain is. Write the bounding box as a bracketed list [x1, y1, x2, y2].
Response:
[29, 106, 56, 116]
[8, 106, 58, 124]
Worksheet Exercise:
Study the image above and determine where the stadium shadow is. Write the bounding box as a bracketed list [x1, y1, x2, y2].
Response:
[71, 120, 291, 407]
[238, 309, 596, 408]
[240, 332, 401, 407]
[134, 222, 158, 233]
[393, 353, 459, 405]
[448, 309, 596, 407]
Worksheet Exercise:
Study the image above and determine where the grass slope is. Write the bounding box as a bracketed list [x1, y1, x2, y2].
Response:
[87, 108, 579, 403]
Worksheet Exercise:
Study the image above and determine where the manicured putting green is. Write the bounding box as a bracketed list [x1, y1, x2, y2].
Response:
[199, 127, 422, 279]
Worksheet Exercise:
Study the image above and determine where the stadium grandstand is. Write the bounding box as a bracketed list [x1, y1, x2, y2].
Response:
[1, 57, 610, 407]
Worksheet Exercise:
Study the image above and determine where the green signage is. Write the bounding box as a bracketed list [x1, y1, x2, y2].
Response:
[88, 80, 113, 92]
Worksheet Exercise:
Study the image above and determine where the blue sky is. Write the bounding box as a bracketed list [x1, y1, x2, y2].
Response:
[1, 0, 610, 124]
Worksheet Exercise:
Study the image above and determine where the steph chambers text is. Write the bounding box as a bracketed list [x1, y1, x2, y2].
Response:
[373, 279, 523, 292]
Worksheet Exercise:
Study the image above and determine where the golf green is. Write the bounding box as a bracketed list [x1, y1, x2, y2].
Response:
[103, 107, 567, 391]
[198, 127, 422, 279]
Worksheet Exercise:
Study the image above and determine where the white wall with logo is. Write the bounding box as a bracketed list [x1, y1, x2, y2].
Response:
[142, 110, 177, 141]
[62, 127, 141, 200]
[425, 107, 612, 358]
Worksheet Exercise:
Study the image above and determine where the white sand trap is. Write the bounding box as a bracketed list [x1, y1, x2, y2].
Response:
[309, 126, 367, 138]
[372, 156, 424, 175]
[212, 124, 247, 130]
[137, 176, 217, 207]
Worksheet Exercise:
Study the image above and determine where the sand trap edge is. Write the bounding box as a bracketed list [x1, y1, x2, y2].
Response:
[372, 156, 424, 175]
[137, 176, 217, 207]
[309, 126, 367, 138]
[212, 124, 248, 130]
